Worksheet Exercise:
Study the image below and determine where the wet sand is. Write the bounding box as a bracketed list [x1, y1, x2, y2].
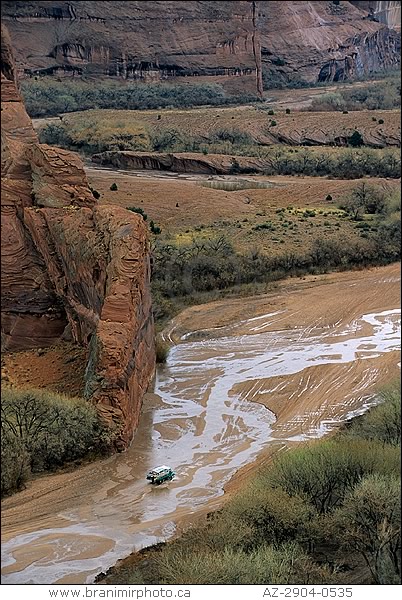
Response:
[1, 263, 400, 584]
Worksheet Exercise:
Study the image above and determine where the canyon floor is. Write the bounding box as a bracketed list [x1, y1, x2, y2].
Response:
[43, 105, 400, 149]
[3, 76, 400, 584]
[82, 166, 399, 257]
[1, 262, 400, 584]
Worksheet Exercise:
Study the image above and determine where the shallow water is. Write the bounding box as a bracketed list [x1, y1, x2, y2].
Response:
[200, 180, 275, 191]
[1, 301, 400, 583]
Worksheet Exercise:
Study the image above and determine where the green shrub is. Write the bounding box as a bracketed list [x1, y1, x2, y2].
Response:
[21, 79, 260, 118]
[354, 221, 371, 229]
[213, 128, 253, 146]
[90, 187, 100, 199]
[346, 383, 400, 446]
[151, 210, 400, 324]
[331, 474, 401, 584]
[39, 115, 151, 154]
[154, 542, 331, 585]
[339, 182, 387, 219]
[1, 387, 115, 495]
[155, 336, 170, 363]
[151, 128, 189, 152]
[38, 122, 73, 147]
[229, 157, 241, 174]
[110, 182, 118, 191]
[348, 130, 364, 147]
[127, 206, 148, 220]
[227, 485, 314, 548]
[1, 431, 30, 496]
[378, 119, 384, 125]
[39, 116, 400, 179]
[310, 92, 346, 111]
[253, 222, 276, 231]
[309, 77, 401, 111]
[150, 220, 162, 235]
[266, 438, 400, 514]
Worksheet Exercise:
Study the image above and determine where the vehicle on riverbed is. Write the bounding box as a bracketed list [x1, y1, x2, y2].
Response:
[146, 465, 175, 484]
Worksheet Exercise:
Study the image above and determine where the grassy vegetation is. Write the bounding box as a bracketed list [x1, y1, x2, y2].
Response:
[40, 115, 401, 179]
[259, 147, 400, 179]
[1, 387, 116, 497]
[39, 118, 152, 154]
[338, 182, 398, 220]
[263, 68, 401, 93]
[263, 70, 318, 91]
[309, 77, 401, 112]
[151, 186, 400, 323]
[104, 382, 401, 585]
[21, 79, 259, 118]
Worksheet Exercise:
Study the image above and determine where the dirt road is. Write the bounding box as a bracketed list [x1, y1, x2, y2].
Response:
[1, 263, 400, 584]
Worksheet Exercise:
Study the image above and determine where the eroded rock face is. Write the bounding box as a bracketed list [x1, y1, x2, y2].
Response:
[90, 107, 401, 175]
[1, 1, 264, 93]
[259, 1, 400, 84]
[91, 151, 266, 175]
[0, 1, 400, 90]
[1, 24, 155, 447]
[351, 1, 401, 31]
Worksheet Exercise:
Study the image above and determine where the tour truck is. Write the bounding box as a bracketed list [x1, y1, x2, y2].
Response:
[146, 465, 175, 484]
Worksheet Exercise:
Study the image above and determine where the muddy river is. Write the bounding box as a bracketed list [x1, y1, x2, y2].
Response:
[1, 264, 400, 584]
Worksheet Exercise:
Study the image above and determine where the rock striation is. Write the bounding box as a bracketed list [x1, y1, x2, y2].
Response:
[1, 25, 155, 447]
[1, 1, 264, 93]
[0, 1, 400, 92]
[259, 1, 400, 85]
[90, 107, 401, 176]
[91, 151, 269, 175]
[351, 1, 401, 31]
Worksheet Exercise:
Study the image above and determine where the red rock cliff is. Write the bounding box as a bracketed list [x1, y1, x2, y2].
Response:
[351, 1, 401, 31]
[258, 1, 400, 85]
[1, 24, 155, 448]
[0, 1, 400, 89]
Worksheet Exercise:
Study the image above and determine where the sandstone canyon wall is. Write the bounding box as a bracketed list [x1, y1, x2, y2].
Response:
[259, 1, 400, 84]
[351, 1, 401, 31]
[0, 1, 400, 92]
[1, 25, 155, 448]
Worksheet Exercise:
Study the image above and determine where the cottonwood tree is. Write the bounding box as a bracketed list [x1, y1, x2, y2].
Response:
[340, 183, 386, 220]
[332, 474, 401, 584]
[1, 392, 61, 453]
[1, 389, 115, 476]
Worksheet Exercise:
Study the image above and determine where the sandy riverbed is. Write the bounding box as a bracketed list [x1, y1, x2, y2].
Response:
[1, 263, 400, 584]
